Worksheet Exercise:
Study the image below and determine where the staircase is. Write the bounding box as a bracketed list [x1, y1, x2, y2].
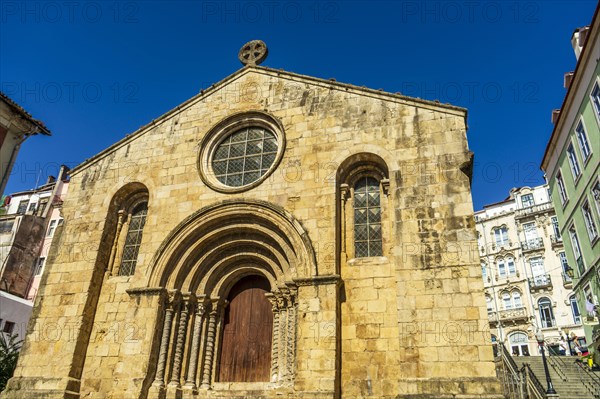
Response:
[513, 356, 600, 399]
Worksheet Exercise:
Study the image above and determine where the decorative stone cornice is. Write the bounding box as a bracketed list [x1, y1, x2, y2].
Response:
[126, 287, 166, 297]
[293, 274, 341, 287]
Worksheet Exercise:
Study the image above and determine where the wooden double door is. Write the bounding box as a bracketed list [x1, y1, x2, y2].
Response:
[217, 275, 273, 382]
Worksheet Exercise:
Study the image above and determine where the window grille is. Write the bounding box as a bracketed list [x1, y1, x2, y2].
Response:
[119, 203, 148, 276]
[353, 177, 382, 257]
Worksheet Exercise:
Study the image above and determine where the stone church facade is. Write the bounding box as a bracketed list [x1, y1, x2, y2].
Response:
[3, 54, 503, 399]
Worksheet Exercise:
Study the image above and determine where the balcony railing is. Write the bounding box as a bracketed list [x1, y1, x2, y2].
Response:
[528, 273, 552, 290]
[521, 237, 544, 252]
[489, 307, 528, 324]
[562, 272, 573, 287]
[514, 201, 553, 219]
[550, 234, 563, 247]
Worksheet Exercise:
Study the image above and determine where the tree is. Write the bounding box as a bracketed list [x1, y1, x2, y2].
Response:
[0, 334, 22, 392]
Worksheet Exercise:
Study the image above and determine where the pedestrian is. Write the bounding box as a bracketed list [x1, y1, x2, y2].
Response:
[558, 336, 567, 356]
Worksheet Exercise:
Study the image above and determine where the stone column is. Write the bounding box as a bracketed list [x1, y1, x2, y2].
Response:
[284, 287, 297, 384]
[107, 210, 126, 276]
[277, 292, 288, 383]
[152, 290, 180, 388]
[340, 184, 350, 257]
[265, 292, 280, 384]
[184, 296, 207, 390]
[200, 298, 221, 390]
[169, 293, 195, 388]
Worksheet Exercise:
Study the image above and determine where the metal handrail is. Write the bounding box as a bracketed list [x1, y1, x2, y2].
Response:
[522, 363, 547, 399]
[574, 361, 600, 398]
[546, 351, 568, 381]
[496, 343, 526, 399]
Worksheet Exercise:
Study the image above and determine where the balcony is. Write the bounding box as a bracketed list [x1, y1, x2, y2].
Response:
[562, 272, 573, 288]
[528, 273, 552, 290]
[550, 234, 563, 248]
[488, 307, 529, 325]
[514, 201, 553, 219]
[522, 237, 544, 252]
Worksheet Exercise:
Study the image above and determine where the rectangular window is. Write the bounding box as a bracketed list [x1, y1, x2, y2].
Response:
[556, 172, 568, 205]
[494, 227, 509, 246]
[481, 263, 487, 281]
[47, 220, 57, 237]
[593, 179, 600, 219]
[524, 222, 538, 240]
[36, 197, 49, 216]
[567, 144, 581, 180]
[498, 260, 506, 278]
[569, 226, 584, 274]
[507, 258, 516, 275]
[551, 216, 561, 239]
[521, 194, 534, 208]
[582, 201, 599, 241]
[35, 257, 45, 276]
[17, 200, 28, 214]
[27, 202, 37, 213]
[2, 321, 15, 334]
[591, 81, 600, 121]
[575, 121, 592, 162]
[0, 220, 14, 234]
[559, 252, 569, 270]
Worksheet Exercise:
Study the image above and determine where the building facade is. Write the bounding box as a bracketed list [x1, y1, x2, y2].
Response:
[541, 6, 600, 355]
[475, 185, 585, 357]
[0, 92, 51, 198]
[0, 166, 69, 341]
[3, 51, 502, 399]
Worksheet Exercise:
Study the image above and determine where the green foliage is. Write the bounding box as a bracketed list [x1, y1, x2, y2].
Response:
[0, 334, 22, 392]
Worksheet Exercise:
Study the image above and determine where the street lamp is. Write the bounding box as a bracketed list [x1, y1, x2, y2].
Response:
[565, 265, 574, 279]
[536, 331, 557, 395]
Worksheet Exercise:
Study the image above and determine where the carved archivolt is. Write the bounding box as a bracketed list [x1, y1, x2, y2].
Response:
[146, 200, 316, 393]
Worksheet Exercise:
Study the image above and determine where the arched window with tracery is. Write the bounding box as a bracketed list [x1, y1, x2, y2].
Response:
[353, 177, 382, 258]
[337, 153, 390, 261]
[118, 202, 148, 276]
[105, 185, 149, 277]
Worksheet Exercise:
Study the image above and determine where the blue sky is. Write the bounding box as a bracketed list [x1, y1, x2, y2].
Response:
[1, 0, 597, 210]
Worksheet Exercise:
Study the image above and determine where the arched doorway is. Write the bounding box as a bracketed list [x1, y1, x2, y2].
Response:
[218, 275, 273, 382]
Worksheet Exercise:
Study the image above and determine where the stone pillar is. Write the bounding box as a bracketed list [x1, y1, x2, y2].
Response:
[277, 292, 288, 384]
[200, 298, 221, 390]
[265, 292, 280, 384]
[340, 184, 350, 257]
[285, 287, 297, 384]
[184, 296, 207, 391]
[107, 210, 126, 276]
[169, 293, 195, 388]
[152, 290, 180, 389]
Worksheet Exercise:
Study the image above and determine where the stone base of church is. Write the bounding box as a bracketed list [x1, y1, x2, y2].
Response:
[1, 376, 80, 399]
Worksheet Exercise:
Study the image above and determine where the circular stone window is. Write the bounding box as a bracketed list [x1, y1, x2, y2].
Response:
[198, 112, 285, 193]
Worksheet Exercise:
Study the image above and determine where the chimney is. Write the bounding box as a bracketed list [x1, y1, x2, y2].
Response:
[551, 109, 561, 124]
[46, 176, 56, 184]
[564, 72, 574, 89]
[572, 26, 590, 59]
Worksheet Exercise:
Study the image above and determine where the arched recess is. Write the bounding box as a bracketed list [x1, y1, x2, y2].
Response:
[146, 199, 317, 393]
[335, 152, 390, 270]
[76, 182, 150, 390]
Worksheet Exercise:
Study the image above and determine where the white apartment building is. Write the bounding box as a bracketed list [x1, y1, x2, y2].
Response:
[475, 184, 586, 356]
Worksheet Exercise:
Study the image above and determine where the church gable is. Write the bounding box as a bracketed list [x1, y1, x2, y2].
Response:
[4, 43, 501, 399]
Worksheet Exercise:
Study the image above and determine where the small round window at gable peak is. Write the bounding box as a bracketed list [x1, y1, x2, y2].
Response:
[199, 112, 285, 193]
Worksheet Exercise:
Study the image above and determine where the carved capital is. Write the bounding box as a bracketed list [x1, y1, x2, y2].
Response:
[381, 178, 390, 197]
[340, 183, 350, 202]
